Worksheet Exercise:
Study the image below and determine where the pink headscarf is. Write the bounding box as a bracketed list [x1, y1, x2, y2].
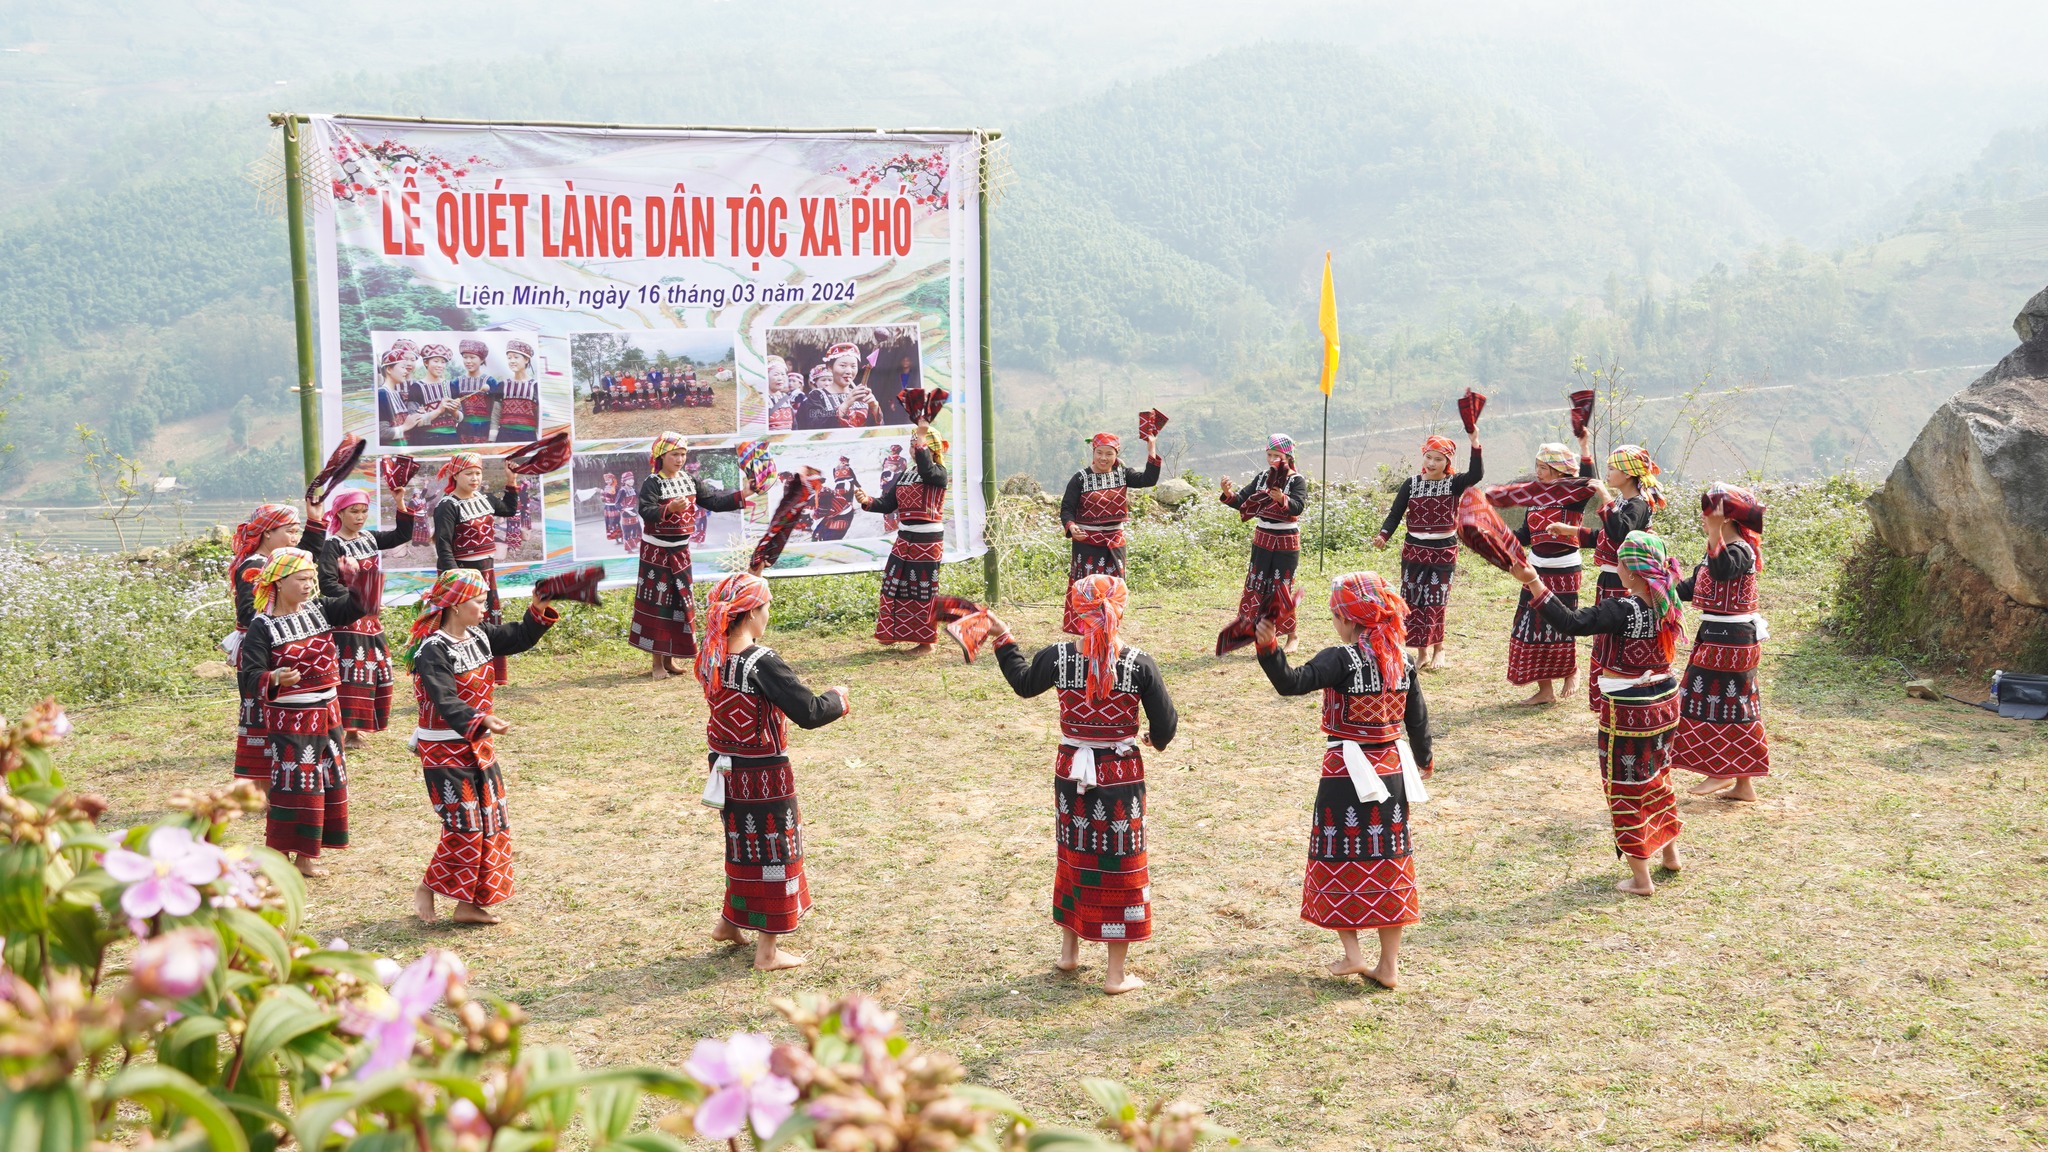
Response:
[326, 488, 370, 533]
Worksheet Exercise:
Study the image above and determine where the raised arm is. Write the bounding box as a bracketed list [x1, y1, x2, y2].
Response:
[232, 561, 261, 628]
[480, 600, 560, 659]
[371, 507, 417, 550]
[857, 482, 899, 516]
[1126, 455, 1162, 489]
[489, 482, 521, 518]
[1704, 538, 1755, 582]
[993, 636, 1061, 698]
[1133, 651, 1178, 750]
[1533, 585, 1635, 637]
[1451, 446, 1485, 494]
[698, 485, 745, 514]
[753, 651, 848, 730]
[914, 443, 947, 490]
[316, 587, 368, 629]
[1257, 644, 1350, 697]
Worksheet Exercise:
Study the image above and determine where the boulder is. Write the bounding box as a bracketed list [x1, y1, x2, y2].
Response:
[999, 472, 1044, 498]
[1149, 477, 1198, 508]
[1869, 286, 2048, 608]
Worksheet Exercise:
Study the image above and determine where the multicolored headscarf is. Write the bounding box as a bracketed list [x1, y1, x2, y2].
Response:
[650, 432, 687, 472]
[251, 547, 316, 613]
[232, 503, 300, 570]
[1422, 435, 1457, 461]
[1534, 442, 1578, 473]
[824, 342, 862, 366]
[1063, 574, 1128, 701]
[418, 343, 453, 363]
[1090, 432, 1121, 453]
[1702, 482, 1766, 573]
[380, 345, 413, 370]
[808, 363, 833, 387]
[1329, 571, 1410, 689]
[406, 568, 490, 658]
[1607, 445, 1666, 509]
[326, 488, 370, 533]
[437, 451, 484, 492]
[1617, 530, 1684, 661]
[1268, 433, 1295, 455]
[696, 573, 773, 693]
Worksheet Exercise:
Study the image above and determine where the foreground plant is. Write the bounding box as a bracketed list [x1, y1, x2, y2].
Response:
[0, 701, 1241, 1152]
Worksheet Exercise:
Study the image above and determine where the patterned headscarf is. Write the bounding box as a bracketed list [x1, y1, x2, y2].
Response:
[808, 363, 833, 387]
[458, 338, 489, 359]
[824, 342, 861, 366]
[418, 343, 453, 362]
[696, 573, 772, 693]
[406, 568, 490, 656]
[1534, 442, 1578, 473]
[1090, 432, 1121, 452]
[1702, 482, 1766, 573]
[1607, 445, 1666, 509]
[251, 547, 316, 614]
[1329, 571, 1410, 689]
[1422, 435, 1457, 461]
[437, 451, 484, 492]
[232, 503, 300, 570]
[325, 488, 370, 533]
[380, 345, 413, 370]
[1063, 574, 1128, 701]
[650, 431, 687, 472]
[504, 339, 533, 362]
[1268, 433, 1295, 455]
[1617, 530, 1684, 661]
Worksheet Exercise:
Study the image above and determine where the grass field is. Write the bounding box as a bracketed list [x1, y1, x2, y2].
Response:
[31, 495, 2048, 1150]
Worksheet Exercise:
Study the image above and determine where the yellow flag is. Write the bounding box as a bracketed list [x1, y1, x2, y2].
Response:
[1318, 251, 1340, 396]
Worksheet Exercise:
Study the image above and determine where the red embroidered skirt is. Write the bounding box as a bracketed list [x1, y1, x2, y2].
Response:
[1598, 680, 1684, 859]
[720, 756, 810, 934]
[418, 736, 514, 906]
[876, 534, 943, 644]
[263, 699, 349, 857]
[1216, 526, 1300, 656]
[1508, 565, 1581, 685]
[1053, 744, 1150, 943]
[1587, 575, 1625, 712]
[628, 542, 697, 657]
[1303, 744, 1420, 930]
[1399, 538, 1458, 647]
[335, 625, 394, 733]
[1670, 619, 1769, 779]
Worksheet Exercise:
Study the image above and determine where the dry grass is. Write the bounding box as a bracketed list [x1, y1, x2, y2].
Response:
[54, 562, 2048, 1150]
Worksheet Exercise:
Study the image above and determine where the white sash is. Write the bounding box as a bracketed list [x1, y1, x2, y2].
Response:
[703, 754, 730, 809]
[1701, 611, 1771, 641]
[1060, 738, 1135, 793]
[1531, 552, 1584, 569]
[1326, 738, 1431, 805]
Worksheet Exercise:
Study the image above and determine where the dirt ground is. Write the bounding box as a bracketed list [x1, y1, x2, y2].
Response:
[57, 565, 2048, 1149]
[573, 383, 738, 439]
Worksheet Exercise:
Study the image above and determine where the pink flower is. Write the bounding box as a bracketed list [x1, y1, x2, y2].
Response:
[130, 928, 218, 998]
[685, 1034, 799, 1140]
[104, 827, 226, 919]
[447, 1098, 490, 1140]
[340, 950, 465, 1077]
[840, 996, 898, 1043]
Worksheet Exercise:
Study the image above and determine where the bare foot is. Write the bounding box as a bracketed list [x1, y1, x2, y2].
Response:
[1057, 928, 1080, 972]
[1689, 776, 1736, 796]
[1561, 677, 1578, 698]
[450, 902, 501, 925]
[665, 657, 689, 676]
[1326, 955, 1375, 977]
[908, 643, 935, 656]
[753, 942, 806, 971]
[1282, 635, 1300, 654]
[1360, 962, 1400, 989]
[1720, 779, 1759, 802]
[1102, 973, 1146, 995]
[344, 731, 365, 748]
[649, 663, 671, 681]
[293, 855, 329, 878]
[711, 919, 747, 945]
[413, 884, 437, 922]
[1519, 688, 1557, 706]
[1659, 844, 1683, 872]
[1615, 876, 1656, 897]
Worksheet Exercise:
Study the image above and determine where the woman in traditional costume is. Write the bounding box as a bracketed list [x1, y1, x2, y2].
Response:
[1513, 531, 1686, 896]
[229, 502, 323, 783]
[496, 339, 541, 442]
[317, 484, 415, 743]
[1216, 433, 1311, 656]
[1671, 484, 1770, 801]
[1577, 445, 1663, 711]
[1255, 571, 1431, 987]
[794, 347, 882, 429]
[1483, 431, 1596, 704]
[698, 572, 850, 971]
[406, 569, 563, 925]
[237, 547, 363, 876]
[987, 575, 1178, 995]
[1372, 430, 1483, 670]
[765, 356, 796, 431]
[601, 473, 623, 542]
[377, 342, 428, 447]
[407, 343, 463, 446]
[632, 432, 751, 677]
[453, 338, 498, 444]
[876, 445, 908, 533]
[857, 419, 948, 651]
[1058, 431, 1162, 630]
[431, 452, 522, 685]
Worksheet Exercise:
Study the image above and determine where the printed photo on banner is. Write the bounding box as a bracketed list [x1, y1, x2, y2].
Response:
[757, 324, 923, 432]
[370, 331, 547, 449]
[569, 330, 737, 440]
[376, 452, 545, 572]
[746, 437, 933, 547]
[567, 444, 747, 562]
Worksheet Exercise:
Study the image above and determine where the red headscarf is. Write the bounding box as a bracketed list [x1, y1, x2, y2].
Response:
[232, 503, 300, 570]
[1329, 571, 1410, 689]
[1090, 432, 1121, 453]
[697, 573, 772, 693]
[406, 568, 490, 660]
[1063, 574, 1127, 701]
[1422, 435, 1457, 461]
[1702, 482, 1766, 573]
[437, 451, 484, 493]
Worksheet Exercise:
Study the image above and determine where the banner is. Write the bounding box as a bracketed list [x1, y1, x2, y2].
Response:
[305, 116, 986, 603]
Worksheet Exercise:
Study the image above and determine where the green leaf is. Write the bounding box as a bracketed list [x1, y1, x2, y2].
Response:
[2, 931, 43, 985]
[291, 949, 384, 983]
[293, 1070, 415, 1152]
[162, 1014, 227, 1083]
[241, 987, 340, 1073]
[759, 1112, 819, 1152]
[217, 906, 293, 980]
[603, 1134, 689, 1152]
[285, 1028, 353, 1068]
[250, 848, 306, 933]
[1079, 1079, 1136, 1124]
[103, 1065, 250, 1152]
[214, 1089, 293, 1132]
[488, 1131, 551, 1152]
[951, 1085, 1032, 1121]
[42, 897, 100, 973]
[518, 1046, 579, 1133]
[0, 841, 49, 934]
[1024, 1128, 1117, 1152]
[584, 1081, 640, 1144]
[343, 1133, 410, 1152]
[0, 1082, 90, 1152]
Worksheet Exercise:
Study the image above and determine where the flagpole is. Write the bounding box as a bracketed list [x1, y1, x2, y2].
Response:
[1319, 390, 1330, 573]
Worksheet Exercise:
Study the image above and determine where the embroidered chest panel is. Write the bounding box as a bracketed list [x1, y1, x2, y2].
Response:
[1407, 476, 1457, 532]
[333, 534, 381, 560]
[708, 647, 789, 755]
[1693, 554, 1759, 615]
[265, 605, 333, 646]
[1612, 599, 1668, 673]
[1052, 644, 1145, 739]
[1321, 646, 1409, 738]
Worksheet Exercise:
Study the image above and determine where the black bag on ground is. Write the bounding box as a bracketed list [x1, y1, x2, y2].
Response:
[1992, 671, 2048, 719]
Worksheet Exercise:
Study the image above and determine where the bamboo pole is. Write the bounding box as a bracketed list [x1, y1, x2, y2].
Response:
[978, 132, 1001, 605]
[276, 113, 321, 484]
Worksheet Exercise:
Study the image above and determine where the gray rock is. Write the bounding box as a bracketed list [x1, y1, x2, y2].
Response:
[1870, 285, 2048, 607]
[1149, 477, 1198, 508]
[999, 472, 1044, 497]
